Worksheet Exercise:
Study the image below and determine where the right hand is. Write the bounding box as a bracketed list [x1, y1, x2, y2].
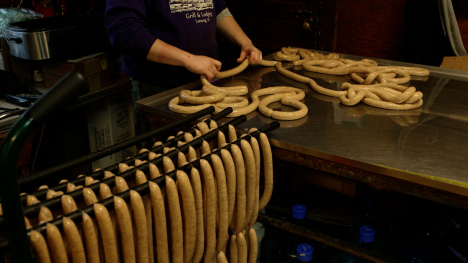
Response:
[184, 55, 222, 81]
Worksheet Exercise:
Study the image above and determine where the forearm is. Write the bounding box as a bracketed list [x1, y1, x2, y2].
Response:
[216, 16, 252, 48]
[146, 39, 191, 67]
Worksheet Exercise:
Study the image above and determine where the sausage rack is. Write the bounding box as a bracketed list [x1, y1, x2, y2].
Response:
[0, 71, 280, 263]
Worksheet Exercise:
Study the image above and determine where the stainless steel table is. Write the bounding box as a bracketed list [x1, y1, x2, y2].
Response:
[136, 51, 468, 205]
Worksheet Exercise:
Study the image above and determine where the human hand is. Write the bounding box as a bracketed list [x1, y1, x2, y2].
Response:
[184, 55, 222, 81]
[237, 43, 262, 65]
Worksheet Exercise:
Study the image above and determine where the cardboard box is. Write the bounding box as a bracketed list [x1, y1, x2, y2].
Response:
[87, 90, 136, 170]
[440, 56, 468, 71]
[44, 70, 112, 92]
[42, 52, 109, 77]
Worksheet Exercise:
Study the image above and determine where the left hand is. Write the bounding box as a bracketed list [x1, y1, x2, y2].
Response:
[237, 43, 262, 65]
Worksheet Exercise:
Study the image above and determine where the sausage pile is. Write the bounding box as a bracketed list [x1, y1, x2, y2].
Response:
[19, 119, 274, 263]
[168, 47, 430, 119]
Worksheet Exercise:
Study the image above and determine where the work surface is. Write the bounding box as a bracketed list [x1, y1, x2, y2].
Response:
[136, 51, 468, 198]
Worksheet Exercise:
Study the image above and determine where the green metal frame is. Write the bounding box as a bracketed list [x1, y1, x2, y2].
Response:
[0, 117, 37, 263]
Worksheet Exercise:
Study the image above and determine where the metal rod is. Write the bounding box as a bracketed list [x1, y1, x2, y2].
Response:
[12, 115, 248, 220]
[18, 106, 217, 188]
[18, 107, 234, 203]
[3, 120, 279, 242]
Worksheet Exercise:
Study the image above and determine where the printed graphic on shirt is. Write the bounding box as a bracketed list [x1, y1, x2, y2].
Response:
[169, 0, 213, 13]
[185, 10, 212, 23]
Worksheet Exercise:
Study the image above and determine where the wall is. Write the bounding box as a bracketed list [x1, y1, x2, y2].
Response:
[333, 0, 407, 61]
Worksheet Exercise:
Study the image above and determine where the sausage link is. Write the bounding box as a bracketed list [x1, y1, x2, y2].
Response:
[30, 230, 51, 263]
[148, 152, 157, 161]
[100, 183, 113, 199]
[178, 151, 188, 167]
[114, 196, 136, 263]
[199, 159, 217, 263]
[220, 149, 236, 226]
[201, 140, 211, 157]
[228, 125, 237, 143]
[218, 131, 227, 149]
[259, 133, 273, 210]
[187, 146, 197, 162]
[66, 183, 76, 193]
[130, 190, 149, 263]
[189, 168, 205, 263]
[61, 195, 78, 214]
[209, 119, 218, 129]
[94, 203, 119, 263]
[165, 176, 184, 263]
[25, 217, 32, 229]
[231, 144, 246, 233]
[135, 171, 154, 263]
[85, 177, 95, 186]
[46, 190, 56, 200]
[83, 188, 99, 206]
[249, 136, 261, 226]
[217, 251, 228, 263]
[195, 129, 202, 138]
[176, 170, 197, 263]
[163, 156, 176, 173]
[148, 182, 170, 263]
[119, 163, 129, 173]
[248, 228, 258, 263]
[63, 217, 86, 263]
[27, 195, 40, 206]
[229, 235, 238, 263]
[184, 132, 194, 143]
[197, 122, 210, 135]
[149, 163, 161, 180]
[82, 213, 100, 263]
[237, 232, 247, 263]
[211, 155, 229, 251]
[38, 206, 53, 225]
[240, 140, 256, 228]
[46, 223, 69, 263]
[115, 176, 130, 194]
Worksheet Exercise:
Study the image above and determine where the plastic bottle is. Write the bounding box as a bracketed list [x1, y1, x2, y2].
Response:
[326, 226, 375, 263]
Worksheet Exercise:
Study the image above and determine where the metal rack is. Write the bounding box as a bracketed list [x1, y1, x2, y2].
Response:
[0, 71, 280, 263]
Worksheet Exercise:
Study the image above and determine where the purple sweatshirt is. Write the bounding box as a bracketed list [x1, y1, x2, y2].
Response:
[105, 0, 227, 88]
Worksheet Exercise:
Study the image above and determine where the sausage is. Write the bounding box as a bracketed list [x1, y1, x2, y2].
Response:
[100, 183, 113, 199]
[114, 196, 136, 263]
[148, 181, 170, 263]
[216, 252, 228, 263]
[180, 89, 225, 104]
[200, 75, 248, 96]
[63, 217, 86, 263]
[228, 125, 237, 143]
[197, 121, 210, 135]
[46, 223, 69, 263]
[82, 212, 100, 263]
[209, 119, 218, 130]
[83, 188, 99, 206]
[135, 171, 154, 263]
[130, 190, 149, 263]
[66, 183, 76, 193]
[38, 206, 53, 225]
[195, 129, 202, 138]
[46, 190, 56, 200]
[148, 152, 157, 161]
[240, 140, 256, 228]
[61, 195, 78, 214]
[27, 195, 40, 206]
[178, 141, 185, 147]
[94, 203, 119, 263]
[165, 176, 184, 263]
[59, 179, 68, 184]
[189, 168, 205, 263]
[258, 133, 273, 210]
[99, 183, 120, 263]
[163, 156, 175, 173]
[38, 185, 48, 190]
[115, 176, 130, 194]
[231, 144, 246, 233]
[54, 191, 64, 198]
[135, 159, 142, 167]
[201, 140, 211, 157]
[248, 228, 258, 263]
[119, 163, 129, 173]
[237, 232, 247, 263]
[249, 136, 261, 226]
[211, 155, 229, 251]
[184, 132, 194, 143]
[149, 163, 161, 180]
[218, 131, 227, 149]
[199, 159, 217, 263]
[105, 171, 115, 178]
[187, 146, 197, 162]
[176, 171, 197, 263]
[85, 176, 96, 186]
[25, 216, 32, 228]
[30, 230, 51, 263]
[215, 57, 250, 79]
[229, 235, 238, 263]
[178, 151, 188, 168]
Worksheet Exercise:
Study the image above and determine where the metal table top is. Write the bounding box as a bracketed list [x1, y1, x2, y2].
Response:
[136, 51, 468, 197]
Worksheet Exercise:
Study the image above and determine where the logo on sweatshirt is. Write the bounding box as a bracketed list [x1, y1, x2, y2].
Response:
[169, 0, 213, 13]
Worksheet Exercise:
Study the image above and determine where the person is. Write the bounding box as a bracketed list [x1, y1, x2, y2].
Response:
[105, 0, 263, 92]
